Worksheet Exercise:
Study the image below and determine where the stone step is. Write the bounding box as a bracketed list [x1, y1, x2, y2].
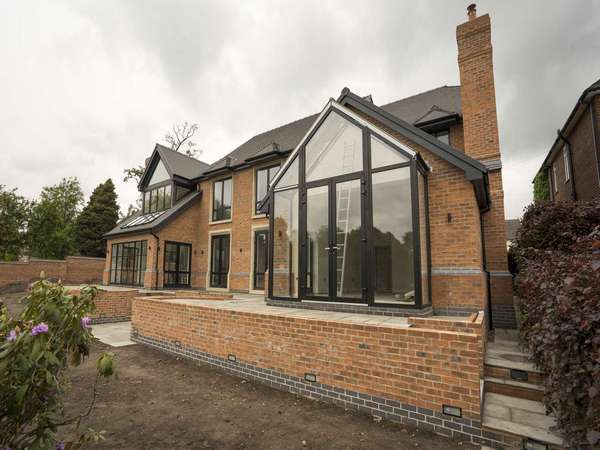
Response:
[485, 364, 544, 386]
[484, 376, 544, 402]
[482, 392, 564, 448]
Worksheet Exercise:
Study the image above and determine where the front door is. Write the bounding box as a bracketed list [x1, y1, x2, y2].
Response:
[304, 176, 364, 302]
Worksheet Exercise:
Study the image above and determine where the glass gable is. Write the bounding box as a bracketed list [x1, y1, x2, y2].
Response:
[148, 160, 169, 186]
[305, 112, 363, 182]
[267, 105, 430, 309]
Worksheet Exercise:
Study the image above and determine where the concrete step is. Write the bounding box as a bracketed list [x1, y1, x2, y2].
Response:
[482, 392, 564, 448]
[485, 364, 544, 386]
[484, 376, 544, 402]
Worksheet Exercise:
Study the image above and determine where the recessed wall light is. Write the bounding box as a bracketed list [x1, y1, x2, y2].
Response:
[442, 404, 462, 418]
[304, 373, 317, 383]
[228, 354, 236, 362]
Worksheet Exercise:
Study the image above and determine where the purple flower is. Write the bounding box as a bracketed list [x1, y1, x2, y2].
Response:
[56, 443, 65, 450]
[81, 316, 92, 328]
[6, 329, 17, 342]
[31, 322, 49, 336]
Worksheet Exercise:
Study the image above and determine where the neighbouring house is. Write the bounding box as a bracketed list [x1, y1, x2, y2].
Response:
[505, 219, 521, 249]
[536, 79, 600, 202]
[103, 5, 514, 328]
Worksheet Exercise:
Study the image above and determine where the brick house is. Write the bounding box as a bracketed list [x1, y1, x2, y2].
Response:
[103, 6, 514, 328]
[537, 79, 600, 202]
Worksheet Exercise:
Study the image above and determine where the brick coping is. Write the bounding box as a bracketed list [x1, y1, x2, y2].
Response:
[266, 298, 433, 317]
[131, 332, 505, 448]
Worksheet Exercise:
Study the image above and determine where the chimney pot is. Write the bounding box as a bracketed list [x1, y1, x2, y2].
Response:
[467, 3, 477, 20]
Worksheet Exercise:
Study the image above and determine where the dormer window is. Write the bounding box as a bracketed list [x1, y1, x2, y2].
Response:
[143, 184, 172, 214]
[433, 130, 449, 145]
[148, 160, 169, 185]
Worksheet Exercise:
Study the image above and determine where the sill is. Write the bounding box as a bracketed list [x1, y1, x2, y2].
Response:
[252, 213, 267, 219]
[207, 287, 229, 292]
[209, 219, 232, 225]
[249, 289, 265, 295]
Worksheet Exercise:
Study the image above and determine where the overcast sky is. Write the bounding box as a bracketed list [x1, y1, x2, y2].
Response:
[1, 0, 599, 218]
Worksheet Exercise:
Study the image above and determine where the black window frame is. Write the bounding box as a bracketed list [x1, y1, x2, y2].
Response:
[210, 234, 230, 288]
[163, 241, 192, 288]
[253, 229, 269, 290]
[212, 178, 232, 222]
[109, 240, 147, 286]
[267, 107, 432, 309]
[143, 182, 172, 215]
[255, 164, 280, 214]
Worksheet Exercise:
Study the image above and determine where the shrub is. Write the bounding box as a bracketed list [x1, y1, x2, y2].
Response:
[0, 277, 115, 449]
[516, 201, 600, 447]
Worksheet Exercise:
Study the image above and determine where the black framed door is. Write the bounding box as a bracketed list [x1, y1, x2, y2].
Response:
[253, 230, 268, 290]
[303, 175, 365, 303]
[164, 242, 191, 287]
[210, 234, 230, 288]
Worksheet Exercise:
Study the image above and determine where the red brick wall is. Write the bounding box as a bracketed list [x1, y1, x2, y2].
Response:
[132, 297, 485, 420]
[0, 256, 103, 291]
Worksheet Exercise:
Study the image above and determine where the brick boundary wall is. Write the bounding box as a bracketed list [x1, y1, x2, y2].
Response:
[0, 256, 104, 292]
[130, 297, 509, 447]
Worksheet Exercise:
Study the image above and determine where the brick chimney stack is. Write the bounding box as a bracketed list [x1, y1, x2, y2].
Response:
[456, 7, 514, 329]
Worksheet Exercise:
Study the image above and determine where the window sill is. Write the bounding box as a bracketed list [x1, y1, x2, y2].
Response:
[209, 219, 232, 225]
[251, 214, 267, 220]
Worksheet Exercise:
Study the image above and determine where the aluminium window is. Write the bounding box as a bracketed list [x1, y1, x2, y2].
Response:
[212, 178, 232, 221]
[255, 164, 280, 214]
[164, 242, 191, 287]
[552, 163, 558, 193]
[433, 130, 449, 145]
[210, 234, 230, 288]
[143, 184, 172, 214]
[110, 240, 147, 286]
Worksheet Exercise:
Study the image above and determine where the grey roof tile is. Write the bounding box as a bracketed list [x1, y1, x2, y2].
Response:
[155, 144, 210, 180]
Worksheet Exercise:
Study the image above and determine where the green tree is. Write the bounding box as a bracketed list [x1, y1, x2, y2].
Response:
[74, 179, 120, 257]
[0, 185, 32, 261]
[28, 178, 84, 259]
[533, 169, 550, 202]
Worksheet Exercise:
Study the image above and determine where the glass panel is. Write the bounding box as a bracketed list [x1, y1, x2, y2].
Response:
[418, 172, 430, 306]
[210, 235, 229, 288]
[254, 230, 268, 290]
[272, 189, 299, 297]
[179, 245, 190, 273]
[222, 178, 232, 220]
[165, 243, 177, 272]
[143, 192, 150, 214]
[256, 168, 269, 213]
[306, 185, 329, 297]
[335, 179, 362, 298]
[109, 241, 147, 286]
[150, 190, 158, 212]
[175, 185, 191, 201]
[148, 160, 169, 186]
[212, 180, 222, 221]
[156, 186, 165, 211]
[434, 131, 449, 145]
[305, 112, 362, 182]
[372, 168, 414, 304]
[274, 156, 298, 189]
[371, 135, 409, 169]
[164, 184, 172, 208]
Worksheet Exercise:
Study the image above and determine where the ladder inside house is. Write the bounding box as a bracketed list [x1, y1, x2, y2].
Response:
[335, 141, 356, 296]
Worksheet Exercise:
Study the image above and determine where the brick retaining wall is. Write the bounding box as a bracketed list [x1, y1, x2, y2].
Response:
[131, 297, 496, 446]
[0, 256, 104, 292]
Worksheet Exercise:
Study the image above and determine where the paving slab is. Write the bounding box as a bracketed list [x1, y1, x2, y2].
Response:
[92, 321, 135, 347]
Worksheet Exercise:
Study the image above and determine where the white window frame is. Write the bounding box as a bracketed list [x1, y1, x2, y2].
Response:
[563, 145, 570, 182]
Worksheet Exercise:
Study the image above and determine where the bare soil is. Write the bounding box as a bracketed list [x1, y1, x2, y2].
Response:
[3, 292, 474, 449]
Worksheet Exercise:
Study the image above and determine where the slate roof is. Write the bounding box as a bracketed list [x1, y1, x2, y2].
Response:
[155, 144, 210, 181]
[203, 86, 461, 174]
[104, 191, 201, 238]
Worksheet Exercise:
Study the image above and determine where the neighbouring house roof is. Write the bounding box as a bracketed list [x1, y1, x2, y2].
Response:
[200, 85, 462, 176]
[139, 144, 210, 189]
[104, 191, 201, 238]
[537, 78, 600, 176]
[505, 219, 521, 241]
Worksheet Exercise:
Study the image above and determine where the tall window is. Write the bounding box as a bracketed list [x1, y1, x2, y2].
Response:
[143, 184, 172, 214]
[164, 242, 191, 287]
[563, 145, 570, 181]
[253, 230, 268, 290]
[210, 234, 230, 288]
[552, 164, 558, 192]
[255, 165, 280, 213]
[212, 178, 232, 221]
[110, 241, 147, 286]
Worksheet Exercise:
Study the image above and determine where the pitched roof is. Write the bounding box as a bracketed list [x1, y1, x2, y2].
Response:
[104, 191, 201, 238]
[203, 86, 461, 175]
[155, 144, 210, 180]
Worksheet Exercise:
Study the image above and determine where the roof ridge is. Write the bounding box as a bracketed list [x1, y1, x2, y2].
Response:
[156, 143, 209, 166]
[380, 85, 460, 107]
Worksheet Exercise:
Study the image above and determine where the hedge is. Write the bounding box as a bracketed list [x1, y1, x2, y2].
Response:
[515, 200, 600, 447]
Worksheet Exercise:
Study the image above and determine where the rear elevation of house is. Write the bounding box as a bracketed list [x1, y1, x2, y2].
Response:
[537, 79, 600, 202]
[103, 7, 515, 328]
